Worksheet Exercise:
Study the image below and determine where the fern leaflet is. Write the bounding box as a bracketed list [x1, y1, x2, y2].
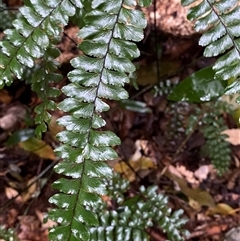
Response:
[182, 0, 240, 93]
[0, 0, 83, 136]
[48, 1, 151, 240]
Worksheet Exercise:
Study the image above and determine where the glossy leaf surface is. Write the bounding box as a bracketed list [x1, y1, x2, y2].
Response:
[47, 1, 152, 240]
[181, 0, 240, 103]
[168, 67, 227, 102]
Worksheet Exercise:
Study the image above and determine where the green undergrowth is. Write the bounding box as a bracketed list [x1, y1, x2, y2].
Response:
[89, 173, 189, 240]
[0, 226, 19, 241]
[160, 97, 233, 175]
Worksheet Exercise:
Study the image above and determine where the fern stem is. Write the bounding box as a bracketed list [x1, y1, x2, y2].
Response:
[206, 0, 240, 57]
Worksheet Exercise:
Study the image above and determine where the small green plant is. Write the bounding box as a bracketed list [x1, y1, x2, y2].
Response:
[0, 226, 18, 241]
[186, 101, 233, 175]
[169, 0, 240, 173]
[182, 0, 240, 84]
[89, 174, 189, 241]
[169, 0, 240, 109]
[0, 1, 19, 30]
[157, 97, 232, 174]
[153, 79, 178, 97]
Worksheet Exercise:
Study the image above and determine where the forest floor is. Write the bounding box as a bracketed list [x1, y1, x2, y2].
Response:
[0, 0, 240, 241]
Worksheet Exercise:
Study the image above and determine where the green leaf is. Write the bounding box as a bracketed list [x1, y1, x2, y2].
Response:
[85, 10, 117, 29]
[60, 0, 76, 17]
[57, 116, 91, 132]
[138, 0, 152, 7]
[31, 0, 53, 17]
[71, 55, 104, 73]
[94, 0, 122, 13]
[105, 53, 135, 73]
[12, 18, 34, 37]
[90, 130, 121, 146]
[168, 67, 227, 102]
[57, 131, 88, 147]
[98, 82, 129, 100]
[101, 69, 130, 86]
[182, 0, 240, 85]
[187, 0, 211, 21]
[68, 70, 100, 86]
[120, 99, 152, 113]
[4, 29, 25, 47]
[62, 84, 97, 102]
[119, 8, 146, 29]
[20, 6, 43, 27]
[79, 40, 107, 58]
[79, 26, 112, 44]
[83, 144, 118, 161]
[124, 0, 136, 7]
[114, 23, 144, 42]
[17, 48, 34, 67]
[109, 38, 140, 59]
[225, 78, 240, 95]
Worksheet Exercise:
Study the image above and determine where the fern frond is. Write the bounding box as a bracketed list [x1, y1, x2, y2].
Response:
[186, 101, 232, 175]
[90, 207, 149, 241]
[182, 0, 240, 81]
[0, 0, 83, 135]
[89, 175, 189, 241]
[48, 1, 151, 240]
[0, 0, 81, 86]
[201, 101, 232, 175]
[202, 121, 231, 175]
[31, 46, 62, 137]
[0, 1, 19, 30]
[138, 186, 189, 241]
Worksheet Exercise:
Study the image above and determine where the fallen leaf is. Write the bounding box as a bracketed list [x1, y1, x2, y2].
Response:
[207, 203, 235, 215]
[222, 129, 240, 146]
[114, 139, 156, 181]
[189, 198, 201, 211]
[194, 165, 210, 181]
[114, 157, 155, 182]
[19, 137, 56, 160]
[130, 157, 155, 170]
[176, 164, 199, 185]
[5, 187, 18, 199]
[166, 165, 216, 207]
[21, 177, 38, 202]
[35, 209, 57, 230]
[49, 115, 64, 138]
[130, 140, 149, 161]
[0, 89, 12, 104]
[114, 161, 136, 182]
[0, 105, 26, 130]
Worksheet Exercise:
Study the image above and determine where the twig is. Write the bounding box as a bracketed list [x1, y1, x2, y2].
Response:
[172, 106, 207, 161]
[153, 0, 161, 83]
[0, 159, 58, 211]
[63, 32, 78, 46]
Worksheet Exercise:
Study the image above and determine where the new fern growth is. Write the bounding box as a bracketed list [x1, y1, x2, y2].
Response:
[0, 0, 82, 137]
[186, 101, 233, 175]
[90, 174, 189, 241]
